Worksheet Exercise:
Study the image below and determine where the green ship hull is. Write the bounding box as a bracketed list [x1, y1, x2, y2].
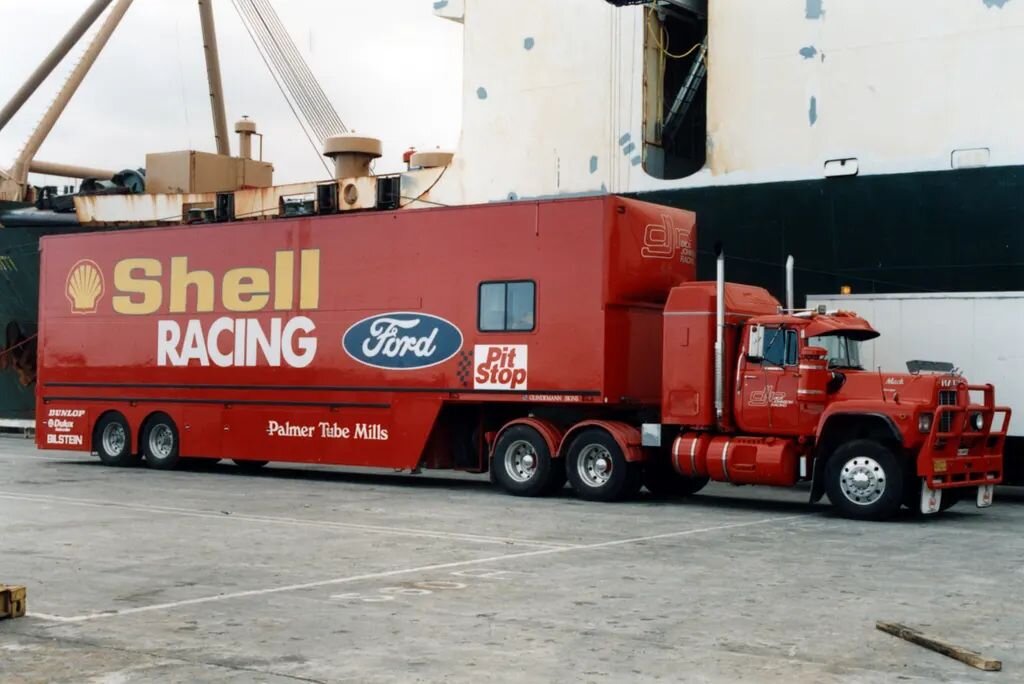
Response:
[0, 200, 84, 422]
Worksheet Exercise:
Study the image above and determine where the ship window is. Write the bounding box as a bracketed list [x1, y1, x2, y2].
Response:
[479, 281, 535, 332]
[642, 2, 708, 180]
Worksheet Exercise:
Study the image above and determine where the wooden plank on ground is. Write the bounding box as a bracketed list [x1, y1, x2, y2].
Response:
[0, 585, 26, 619]
[876, 621, 1001, 672]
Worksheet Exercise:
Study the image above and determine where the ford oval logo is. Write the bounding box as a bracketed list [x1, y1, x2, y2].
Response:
[342, 312, 464, 370]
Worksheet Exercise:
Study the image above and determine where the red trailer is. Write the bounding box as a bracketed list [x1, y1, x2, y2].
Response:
[36, 196, 1008, 520]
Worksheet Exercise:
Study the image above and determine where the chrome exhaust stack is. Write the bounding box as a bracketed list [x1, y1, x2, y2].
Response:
[786, 255, 795, 311]
[715, 244, 725, 428]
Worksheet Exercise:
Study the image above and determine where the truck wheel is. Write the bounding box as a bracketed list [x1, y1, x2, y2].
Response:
[566, 429, 642, 502]
[233, 459, 269, 472]
[825, 440, 904, 521]
[93, 412, 138, 467]
[142, 413, 180, 470]
[491, 425, 560, 497]
[643, 458, 709, 498]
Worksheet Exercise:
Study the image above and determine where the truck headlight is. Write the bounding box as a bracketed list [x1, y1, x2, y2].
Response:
[970, 412, 985, 431]
[918, 413, 933, 433]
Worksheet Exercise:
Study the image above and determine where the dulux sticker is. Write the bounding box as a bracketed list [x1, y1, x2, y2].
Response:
[342, 312, 463, 370]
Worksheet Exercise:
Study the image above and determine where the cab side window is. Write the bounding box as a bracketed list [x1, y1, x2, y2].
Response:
[762, 328, 798, 367]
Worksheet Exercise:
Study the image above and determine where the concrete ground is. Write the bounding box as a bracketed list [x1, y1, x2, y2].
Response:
[0, 434, 1021, 683]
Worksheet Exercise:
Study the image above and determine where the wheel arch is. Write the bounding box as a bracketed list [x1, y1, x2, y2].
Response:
[490, 417, 563, 464]
[558, 420, 645, 463]
[810, 413, 903, 503]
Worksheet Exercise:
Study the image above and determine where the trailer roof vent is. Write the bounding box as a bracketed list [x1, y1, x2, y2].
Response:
[323, 134, 382, 180]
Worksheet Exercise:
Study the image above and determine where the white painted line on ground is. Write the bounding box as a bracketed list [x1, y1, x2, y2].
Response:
[0, 453, 88, 462]
[26, 513, 809, 623]
[0, 491, 574, 549]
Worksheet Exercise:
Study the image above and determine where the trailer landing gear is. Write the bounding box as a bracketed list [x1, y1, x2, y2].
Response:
[233, 459, 269, 472]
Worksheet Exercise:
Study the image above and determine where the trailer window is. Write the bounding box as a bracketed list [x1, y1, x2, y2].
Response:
[479, 281, 535, 332]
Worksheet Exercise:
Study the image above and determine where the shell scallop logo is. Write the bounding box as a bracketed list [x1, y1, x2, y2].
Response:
[66, 259, 105, 314]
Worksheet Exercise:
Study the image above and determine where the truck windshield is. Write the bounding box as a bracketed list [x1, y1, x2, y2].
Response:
[808, 334, 863, 370]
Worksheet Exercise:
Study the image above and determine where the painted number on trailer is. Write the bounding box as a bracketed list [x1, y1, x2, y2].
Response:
[640, 215, 695, 265]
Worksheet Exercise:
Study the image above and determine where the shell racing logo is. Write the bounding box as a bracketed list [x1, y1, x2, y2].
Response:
[66, 259, 105, 314]
[104, 249, 321, 368]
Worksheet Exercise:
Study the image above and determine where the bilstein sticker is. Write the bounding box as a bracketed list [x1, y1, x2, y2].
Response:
[342, 313, 463, 370]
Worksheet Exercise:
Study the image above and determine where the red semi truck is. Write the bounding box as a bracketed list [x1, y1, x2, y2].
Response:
[36, 196, 1009, 520]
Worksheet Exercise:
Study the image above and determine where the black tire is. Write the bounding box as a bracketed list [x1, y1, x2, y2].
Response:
[491, 425, 560, 497]
[902, 473, 960, 514]
[566, 428, 642, 502]
[825, 439, 904, 521]
[141, 413, 180, 470]
[93, 412, 138, 467]
[544, 459, 569, 495]
[233, 459, 269, 472]
[643, 455, 709, 498]
[939, 488, 962, 512]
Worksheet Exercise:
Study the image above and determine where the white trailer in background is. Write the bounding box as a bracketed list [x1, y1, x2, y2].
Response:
[807, 292, 1024, 484]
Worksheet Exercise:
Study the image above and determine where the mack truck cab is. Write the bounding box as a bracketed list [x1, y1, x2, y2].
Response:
[653, 254, 1010, 520]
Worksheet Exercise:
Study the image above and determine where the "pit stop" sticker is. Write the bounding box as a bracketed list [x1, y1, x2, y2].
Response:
[473, 345, 528, 391]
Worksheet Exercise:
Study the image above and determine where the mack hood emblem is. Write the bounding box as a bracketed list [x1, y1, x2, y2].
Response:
[342, 312, 463, 370]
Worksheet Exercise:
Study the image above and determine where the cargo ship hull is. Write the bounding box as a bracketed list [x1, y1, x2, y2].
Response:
[4, 162, 1023, 420]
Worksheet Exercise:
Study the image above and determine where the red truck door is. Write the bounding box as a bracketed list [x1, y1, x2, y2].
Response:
[766, 328, 802, 433]
[737, 326, 799, 432]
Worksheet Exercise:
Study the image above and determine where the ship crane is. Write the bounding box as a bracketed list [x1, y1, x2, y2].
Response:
[0, 0, 346, 203]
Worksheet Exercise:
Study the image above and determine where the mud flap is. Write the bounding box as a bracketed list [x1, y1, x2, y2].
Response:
[809, 456, 826, 503]
[977, 484, 995, 508]
[920, 481, 941, 515]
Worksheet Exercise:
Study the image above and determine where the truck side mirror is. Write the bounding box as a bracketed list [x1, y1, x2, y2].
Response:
[747, 325, 764, 361]
[801, 346, 828, 361]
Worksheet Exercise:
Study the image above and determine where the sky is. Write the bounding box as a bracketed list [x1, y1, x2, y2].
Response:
[0, 0, 464, 186]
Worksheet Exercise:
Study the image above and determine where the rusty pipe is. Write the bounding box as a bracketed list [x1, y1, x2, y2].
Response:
[29, 160, 116, 180]
[0, 0, 114, 133]
[11, 0, 134, 185]
[199, 0, 230, 156]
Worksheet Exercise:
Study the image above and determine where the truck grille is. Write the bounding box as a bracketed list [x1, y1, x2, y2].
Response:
[939, 390, 958, 433]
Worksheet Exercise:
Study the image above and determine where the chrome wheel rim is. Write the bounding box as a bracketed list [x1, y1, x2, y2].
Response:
[101, 423, 126, 456]
[577, 444, 613, 488]
[148, 424, 175, 460]
[504, 439, 539, 483]
[838, 456, 886, 506]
